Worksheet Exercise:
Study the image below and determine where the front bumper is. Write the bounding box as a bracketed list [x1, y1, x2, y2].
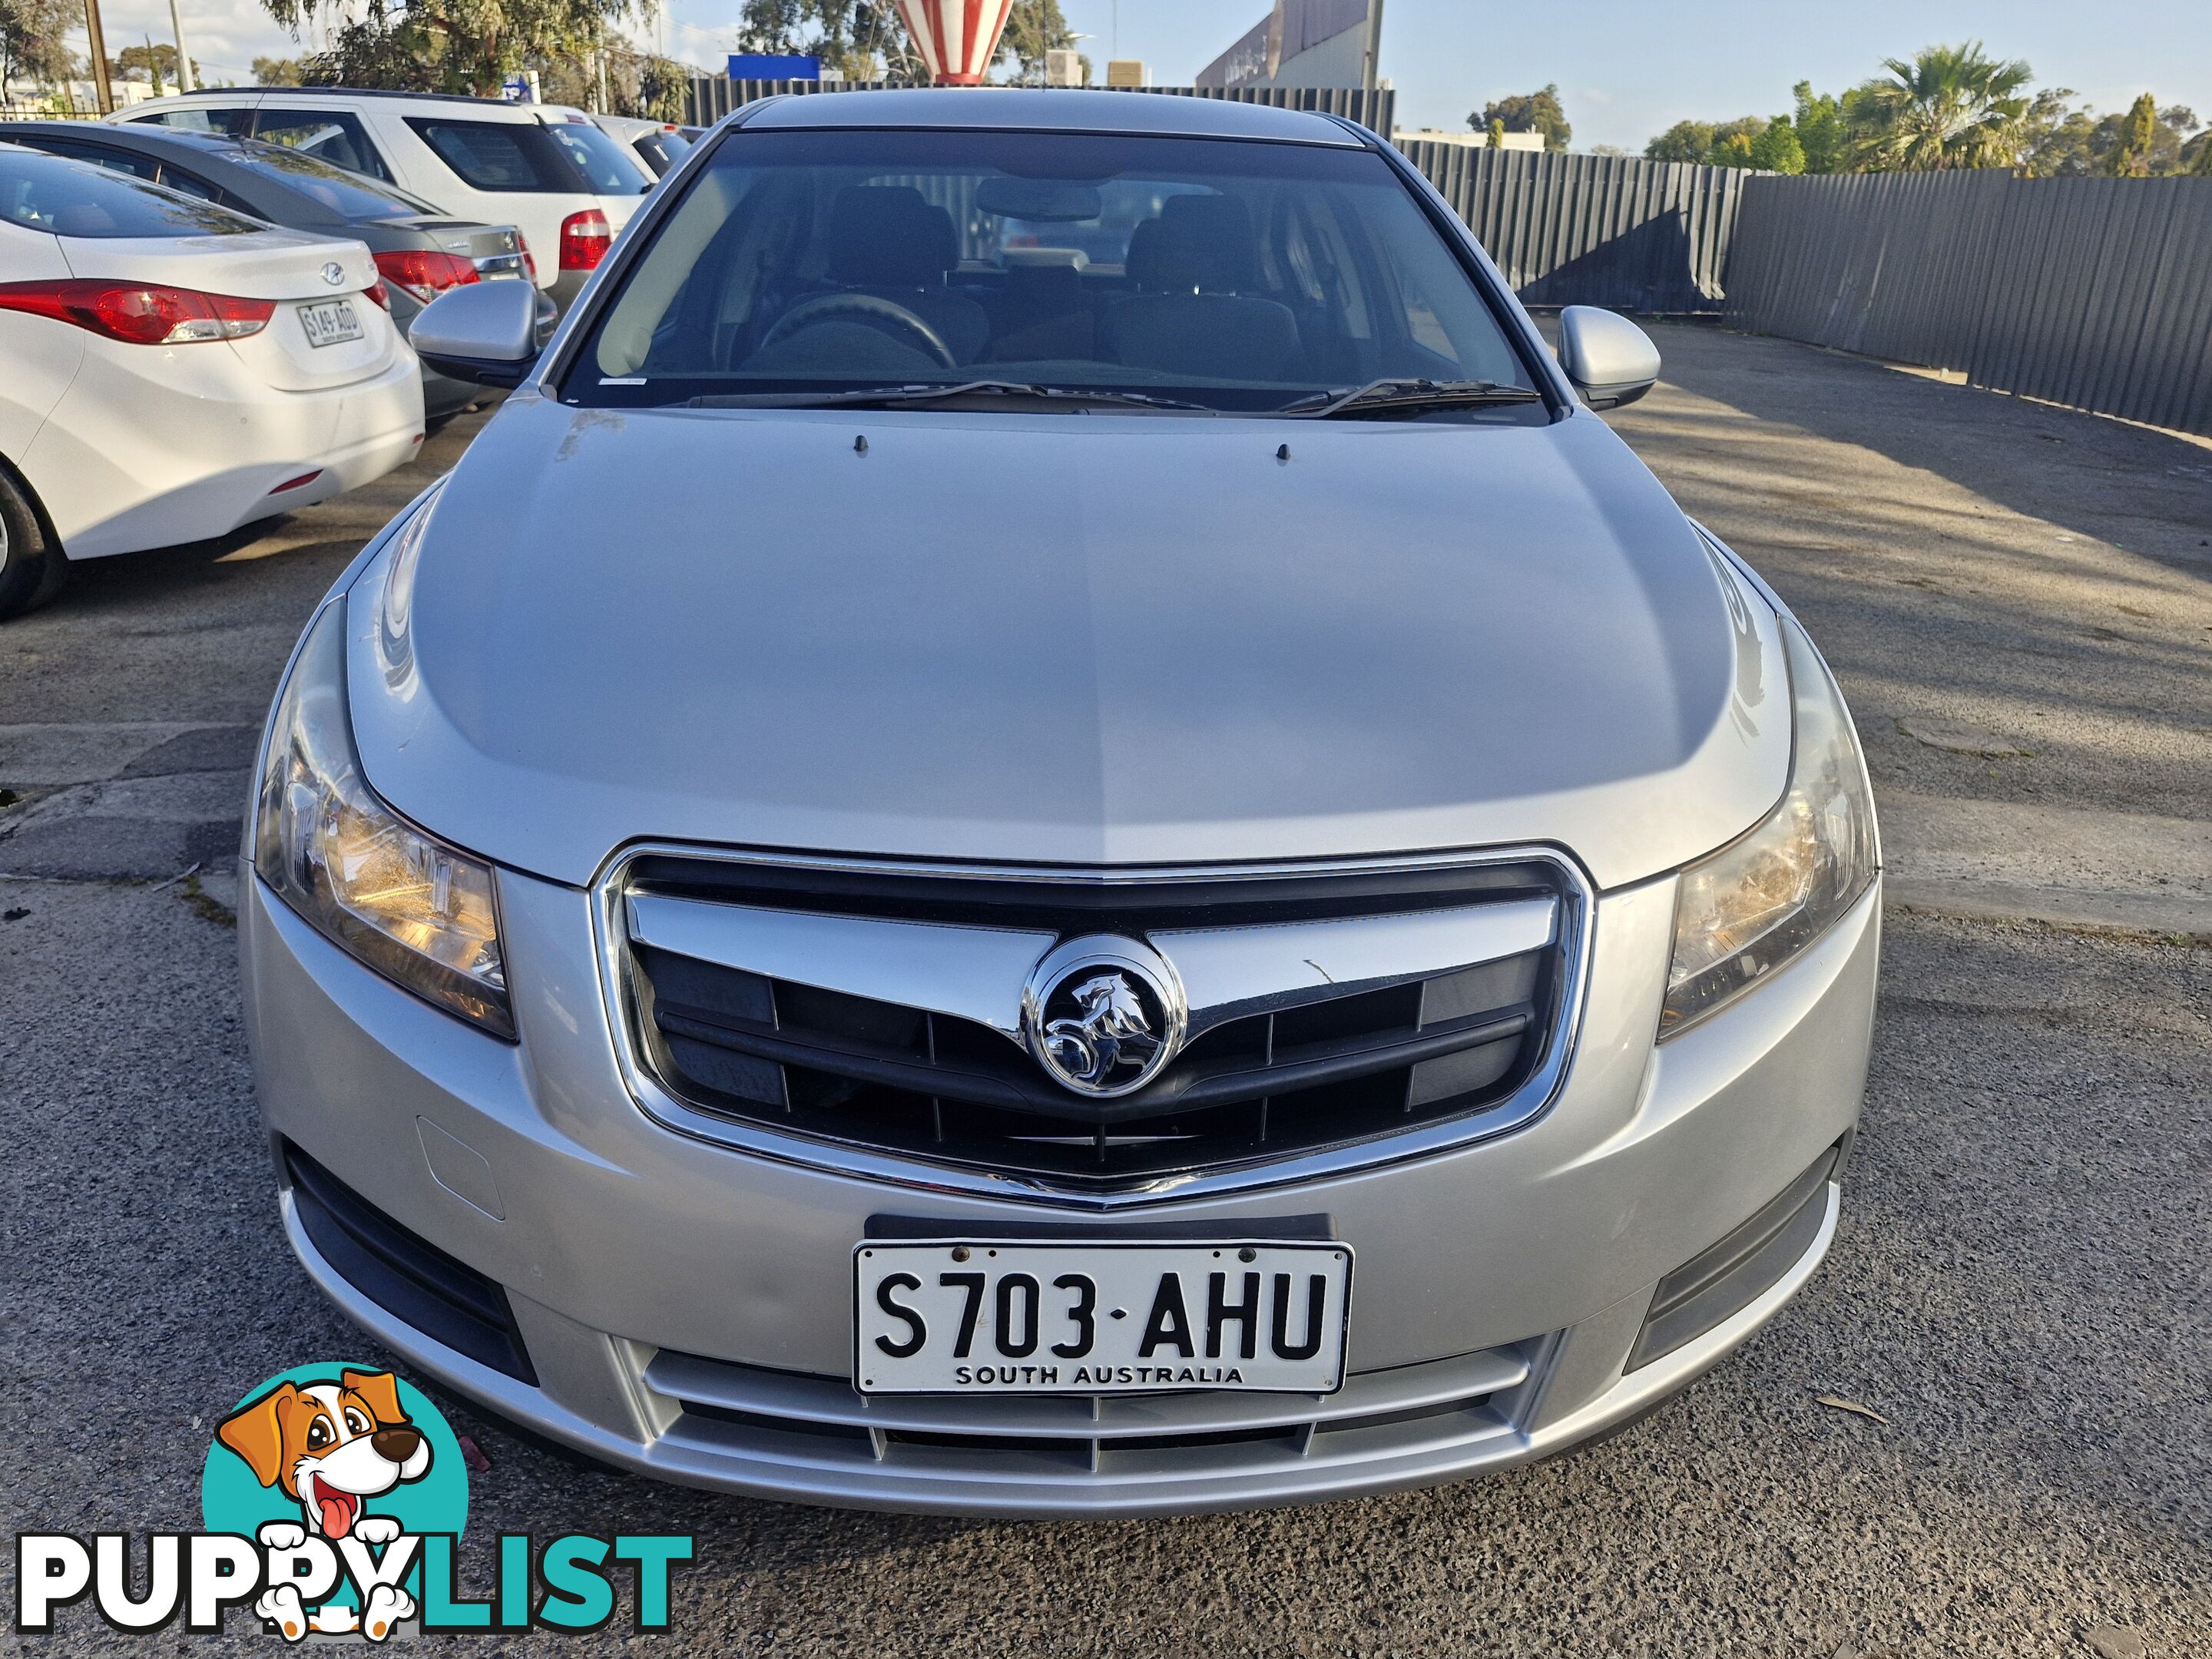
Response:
[240, 864, 1879, 1517]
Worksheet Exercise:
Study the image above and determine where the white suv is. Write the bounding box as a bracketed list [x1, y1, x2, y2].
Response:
[112, 88, 653, 310]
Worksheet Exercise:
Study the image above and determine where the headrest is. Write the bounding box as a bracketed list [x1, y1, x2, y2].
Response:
[824, 185, 958, 289]
[1124, 194, 1258, 293]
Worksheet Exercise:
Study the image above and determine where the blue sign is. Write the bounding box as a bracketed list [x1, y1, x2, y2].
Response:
[728, 52, 820, 80]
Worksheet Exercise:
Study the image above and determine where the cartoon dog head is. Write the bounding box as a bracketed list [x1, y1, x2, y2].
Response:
[217, 1370, 432, 1541]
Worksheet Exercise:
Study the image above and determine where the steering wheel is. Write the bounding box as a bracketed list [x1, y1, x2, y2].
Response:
[758, 293, 957, 369]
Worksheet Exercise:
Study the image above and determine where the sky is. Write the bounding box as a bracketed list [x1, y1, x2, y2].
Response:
[67, 0, 2212, 152]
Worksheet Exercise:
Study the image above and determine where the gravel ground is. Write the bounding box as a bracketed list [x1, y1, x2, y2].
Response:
[3, 340, 2209, 1655]
[1610, 324, 2212, 825]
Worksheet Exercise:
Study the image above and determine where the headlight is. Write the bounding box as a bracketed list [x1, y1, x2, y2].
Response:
[1661, 617, 1878, 1037]
[253, 597, 514, 1038]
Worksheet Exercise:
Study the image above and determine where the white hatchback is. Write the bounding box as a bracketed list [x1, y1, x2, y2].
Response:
[0, 144, 422, 614]
[112, 88, 654, 311]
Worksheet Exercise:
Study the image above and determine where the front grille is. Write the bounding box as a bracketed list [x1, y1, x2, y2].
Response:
[614, 855, 1578, 1194]
[644, 1341, 1542, 1481]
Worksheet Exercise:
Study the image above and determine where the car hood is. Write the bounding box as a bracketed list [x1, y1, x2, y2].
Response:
[349, 395, 1789, 891]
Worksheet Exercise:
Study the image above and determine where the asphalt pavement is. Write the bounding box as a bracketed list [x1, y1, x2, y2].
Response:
[3, 336, 2208, 1655]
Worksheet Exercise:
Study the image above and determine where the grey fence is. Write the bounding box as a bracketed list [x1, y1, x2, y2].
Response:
[684, 77, 1392, 133]
[1396, 144, 1752, 314]
[1725, 171, 2212, 436]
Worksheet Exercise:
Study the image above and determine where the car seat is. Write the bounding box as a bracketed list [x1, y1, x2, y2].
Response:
[1103, 194, 1300, 380]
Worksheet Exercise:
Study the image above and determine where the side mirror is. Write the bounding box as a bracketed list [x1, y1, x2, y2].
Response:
[409, 280, 542, 389]
[1556, 306, 1661, 410]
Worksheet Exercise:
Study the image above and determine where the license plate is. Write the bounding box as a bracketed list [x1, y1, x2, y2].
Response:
[854, 1240, 1353, 1396]
[297, 298, 363, 348]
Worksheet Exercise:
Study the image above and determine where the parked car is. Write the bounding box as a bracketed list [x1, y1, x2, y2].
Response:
[243, 91, 1879, 1517]
[590, 113, 697, 177]
[2, 120, 539, 421]
[111, 88, 652, 312]
[0, 144, 420, 616]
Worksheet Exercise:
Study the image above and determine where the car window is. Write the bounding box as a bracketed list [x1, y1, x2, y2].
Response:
[632, 128, 694, 177]
[404, 117, 579, 193]
[250, 107, 392, 181]
[228, 139, 436, 220]
[131, 105, 253, 137]
[545, 120, 649, 194]
[571, 127, 1539, 415]
[0, 149, 260, 237]
[151, 164, 254, 217]
[15, 137, 161, 182]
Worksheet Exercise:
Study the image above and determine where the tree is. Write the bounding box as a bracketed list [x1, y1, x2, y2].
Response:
[998, 0, 1075, 84]
[2111, 91, 2157, 176]
[1486, 117, 1505, 149]
[1, 0, 78, 91]
[2024, 90, 2203, 176]
[260, 0, 656, 98]
[1749, 115, 1805, 174]
[2190, 131, 2212, 175]
[1644, 119, 1716, 163]
[253, 53, 307, 84]
[1851, 41, 2035, 171]
[1790, 81, 1851, 172]
[1646, 113, 1800, 171]
[737, 0, 914, 81]
[114, 41, 197, 89]
[1472, 84, 1569, 151]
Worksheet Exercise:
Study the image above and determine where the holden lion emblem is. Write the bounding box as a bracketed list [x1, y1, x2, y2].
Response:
[1022, 936, 1187, 1098]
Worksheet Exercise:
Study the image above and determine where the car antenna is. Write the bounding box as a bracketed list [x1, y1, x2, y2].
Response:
[854, 435, 868, 455]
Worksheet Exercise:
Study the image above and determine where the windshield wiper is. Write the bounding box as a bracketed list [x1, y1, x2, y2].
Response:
[1275, 379, 1545, 419]
[684, 380, 1217, 413]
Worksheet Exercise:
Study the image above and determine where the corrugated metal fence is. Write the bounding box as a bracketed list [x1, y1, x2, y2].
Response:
[684, 77, 1392, 134]
[1397, 144, 1750, 313]
[1724, 171, 2212, 436]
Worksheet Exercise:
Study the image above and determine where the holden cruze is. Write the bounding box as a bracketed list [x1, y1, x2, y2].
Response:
[241, 89, 1879, 1516]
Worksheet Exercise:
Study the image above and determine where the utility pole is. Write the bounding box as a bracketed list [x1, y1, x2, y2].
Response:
[82, 0, 114, 114]
[168, 0, 194, 91]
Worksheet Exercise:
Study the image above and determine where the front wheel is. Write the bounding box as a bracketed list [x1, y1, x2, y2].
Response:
[0, 470, 66, 620]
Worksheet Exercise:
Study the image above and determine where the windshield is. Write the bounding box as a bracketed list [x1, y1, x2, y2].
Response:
[566, 127, 1543, 416]
[227, 140, 440, 221]
[0, 147, 259, 238]
[545, 120, 651, 194]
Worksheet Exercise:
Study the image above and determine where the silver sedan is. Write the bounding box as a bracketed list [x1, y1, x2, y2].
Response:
[240, 88, 1879, 1516]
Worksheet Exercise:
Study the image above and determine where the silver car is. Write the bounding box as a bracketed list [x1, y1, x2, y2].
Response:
[242, 90, 1879, 1517]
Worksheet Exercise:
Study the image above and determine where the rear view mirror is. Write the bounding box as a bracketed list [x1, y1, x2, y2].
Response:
[975, 177, 1104, 222]
[1556, 306, 1661, 410]
[409, 280, 542, 389]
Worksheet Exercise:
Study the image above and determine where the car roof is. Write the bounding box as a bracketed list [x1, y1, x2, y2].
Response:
[737, 88, 1368, 146]
[116, 87, 555, 118]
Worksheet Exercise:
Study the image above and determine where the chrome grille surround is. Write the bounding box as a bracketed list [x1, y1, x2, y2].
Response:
[591, 843, 1594, 1209]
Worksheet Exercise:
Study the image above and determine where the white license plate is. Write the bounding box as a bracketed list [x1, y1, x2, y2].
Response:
[854, 1240, 1353, 1396]
[297, 298, 363, 348]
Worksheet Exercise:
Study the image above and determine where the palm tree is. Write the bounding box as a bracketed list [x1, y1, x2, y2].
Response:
[1853, 41, 2036, 171]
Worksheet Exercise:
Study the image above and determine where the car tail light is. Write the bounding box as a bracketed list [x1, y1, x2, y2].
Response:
[559, 209, 611, 273]
[372, 249, 478, 304]
[516, 237, 537, 282]
[0, 279, 274, 344]
[363, 278, 391, 311]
